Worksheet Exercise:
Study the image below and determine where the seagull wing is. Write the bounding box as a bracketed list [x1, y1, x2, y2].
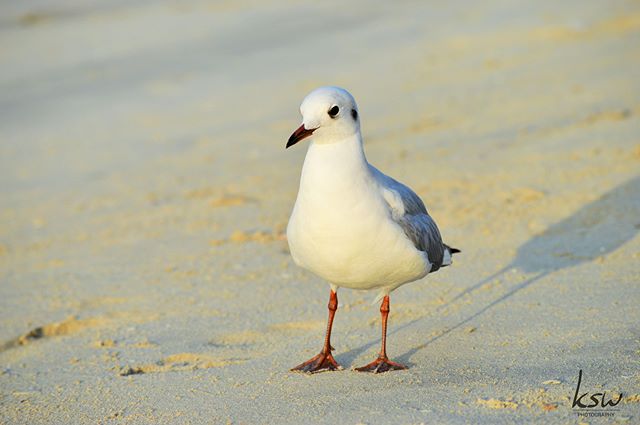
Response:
[370, 166, 448, 272]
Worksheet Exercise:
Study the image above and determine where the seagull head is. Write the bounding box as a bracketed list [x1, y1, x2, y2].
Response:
[286, 86, 360, 148]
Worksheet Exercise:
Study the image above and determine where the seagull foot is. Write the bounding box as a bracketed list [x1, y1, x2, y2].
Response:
[291, 351, 342, 373]
[355, 356, 406, 373]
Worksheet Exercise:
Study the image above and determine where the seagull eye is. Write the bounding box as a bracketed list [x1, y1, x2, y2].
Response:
[328, 105, 339, 118]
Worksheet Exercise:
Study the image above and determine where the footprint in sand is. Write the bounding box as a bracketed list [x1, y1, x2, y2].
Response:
[119, 353, 243, 376]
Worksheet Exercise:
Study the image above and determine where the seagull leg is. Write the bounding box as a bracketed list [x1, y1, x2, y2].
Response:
[355, 295, 406, 373]
[291, 290, 342, 373]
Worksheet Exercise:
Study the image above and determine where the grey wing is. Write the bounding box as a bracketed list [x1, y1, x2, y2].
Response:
[397, 213, 445, 272]
[371, 166, 447, 272]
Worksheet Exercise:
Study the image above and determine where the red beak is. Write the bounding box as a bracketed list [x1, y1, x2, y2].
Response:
[286, 124, 316, 149]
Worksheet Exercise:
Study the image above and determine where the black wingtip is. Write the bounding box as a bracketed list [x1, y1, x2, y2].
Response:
[446, 245, 461, 254]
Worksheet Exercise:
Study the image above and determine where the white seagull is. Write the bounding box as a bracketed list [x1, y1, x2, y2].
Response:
[286, 87, 459, 373]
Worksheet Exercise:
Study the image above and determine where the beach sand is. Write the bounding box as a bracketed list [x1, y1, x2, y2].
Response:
[1, 0, 639, 423]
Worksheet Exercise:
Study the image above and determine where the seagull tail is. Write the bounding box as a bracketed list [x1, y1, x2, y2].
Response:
[442, 244, 460, 267]
[447, 245, 461, 254]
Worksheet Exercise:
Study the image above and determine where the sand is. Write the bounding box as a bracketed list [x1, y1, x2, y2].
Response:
[1, 0, 639, 423]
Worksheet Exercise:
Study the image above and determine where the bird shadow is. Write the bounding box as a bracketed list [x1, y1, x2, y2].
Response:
[338, 175, 640, 367]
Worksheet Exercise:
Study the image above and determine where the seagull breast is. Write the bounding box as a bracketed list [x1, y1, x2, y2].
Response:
[287, 136, 430, 290]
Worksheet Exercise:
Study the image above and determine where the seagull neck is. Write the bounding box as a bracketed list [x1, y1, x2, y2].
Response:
[304, 133, 369, 174]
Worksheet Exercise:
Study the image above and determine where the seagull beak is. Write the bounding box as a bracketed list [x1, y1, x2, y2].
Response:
[286, 124, 316, 149]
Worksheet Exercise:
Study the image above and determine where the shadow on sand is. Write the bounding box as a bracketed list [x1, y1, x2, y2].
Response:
[338, 175, 640, 367]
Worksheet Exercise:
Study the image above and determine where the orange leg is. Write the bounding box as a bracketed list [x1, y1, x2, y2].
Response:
[355, 295, 406, 373]
[291, 290, 342, 373]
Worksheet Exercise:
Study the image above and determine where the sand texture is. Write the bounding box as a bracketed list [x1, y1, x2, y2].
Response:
[1, 0, 639, 423]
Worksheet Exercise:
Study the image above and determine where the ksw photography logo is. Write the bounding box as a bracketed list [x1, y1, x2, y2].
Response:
[572, 369, 623, 418]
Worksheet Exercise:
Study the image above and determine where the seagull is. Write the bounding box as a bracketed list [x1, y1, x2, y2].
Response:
[286, 87, 459, 373]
